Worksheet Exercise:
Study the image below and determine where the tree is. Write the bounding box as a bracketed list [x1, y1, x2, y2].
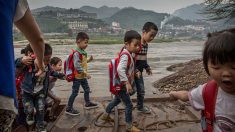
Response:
[203, 0, 235, 21]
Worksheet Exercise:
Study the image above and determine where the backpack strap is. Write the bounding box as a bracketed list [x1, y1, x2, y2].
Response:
[72, 49, 83, 60]
[202, 80, 218, 132]
[120, 51, 132, 69]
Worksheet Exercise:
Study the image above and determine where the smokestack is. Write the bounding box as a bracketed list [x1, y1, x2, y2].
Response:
[160, 16, 169, 29]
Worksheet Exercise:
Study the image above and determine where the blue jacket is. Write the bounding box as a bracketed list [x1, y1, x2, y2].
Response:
[0, 0, 19, 106]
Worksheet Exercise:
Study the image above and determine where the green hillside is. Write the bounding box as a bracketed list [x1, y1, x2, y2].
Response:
[103, 7, 169, 31]
[34, 16, 69, 33]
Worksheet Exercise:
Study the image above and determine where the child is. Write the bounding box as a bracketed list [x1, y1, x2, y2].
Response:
[135, 22, 158, 113]
[15, 44, 35, 128]
[47, 57, 65, 120]
[102, 30, 141, 132]
[169, 28, 235, 132]
[66, 32, 97, 116]
[17, 43, 53, 132]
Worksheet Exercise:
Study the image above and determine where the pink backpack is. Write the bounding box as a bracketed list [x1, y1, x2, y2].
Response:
[64, 50, 82, 82]
[108, 48, 132, 95]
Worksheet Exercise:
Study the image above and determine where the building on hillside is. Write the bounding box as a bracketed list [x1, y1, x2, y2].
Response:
[57, 12, 97, 19]
[62, 21, 88, 30]
[111, 21, 122, 35]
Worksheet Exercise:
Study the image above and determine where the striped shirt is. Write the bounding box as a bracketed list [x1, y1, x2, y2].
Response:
[135, 43, 150, 72]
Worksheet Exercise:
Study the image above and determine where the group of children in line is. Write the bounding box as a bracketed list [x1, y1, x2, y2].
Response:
[14, 22, 235, 132]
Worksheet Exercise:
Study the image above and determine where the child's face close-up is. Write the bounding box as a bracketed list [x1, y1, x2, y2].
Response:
[142, 29, 157, 43]
[77, 39, 89, 50]
[52, 61, 62, 72]
[208, 60, 235, 94]
[44, 55, 52, 65]
[127, 39, 140, 53]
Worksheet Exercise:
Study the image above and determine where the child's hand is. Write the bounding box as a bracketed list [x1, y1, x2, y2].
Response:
[22, 56, 33, 66]
[88, 55, 93, 62]
[58, 73, 65, 79]
[125, 82, 133, 94]
[146, 67, 152, 75]
[135, 71, 141, 78]
[87, 74, 91, 79]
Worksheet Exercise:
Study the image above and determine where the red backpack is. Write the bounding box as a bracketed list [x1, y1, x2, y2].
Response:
[15, 73, 24, 108]
[108, 48, 132, 95]
[64, 50, 82, 82]
[201, 80, 218, 132]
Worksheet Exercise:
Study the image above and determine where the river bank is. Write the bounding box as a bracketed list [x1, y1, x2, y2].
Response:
[153, 59, 210, 93]
[14, 37, 185, 47]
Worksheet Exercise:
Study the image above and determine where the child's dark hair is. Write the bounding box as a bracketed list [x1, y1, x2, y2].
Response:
[76, 32, 89, 42]
[124, 30, 141, 43]
[50, 57, 62, 65]
[21, 44, 33, 55]
[45, 43, 52, 56]
[203, 28, 235, 74]
[142, 22, 158, 32]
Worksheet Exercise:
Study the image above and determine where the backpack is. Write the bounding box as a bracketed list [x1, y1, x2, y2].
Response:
[64, 50, 82, 82]
[108, 48, 132, 95]
[201, 80, 218, 132]
[15, 73, 24, 108]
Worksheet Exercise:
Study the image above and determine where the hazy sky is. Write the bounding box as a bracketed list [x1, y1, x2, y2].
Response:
[28, 0, 204, 14]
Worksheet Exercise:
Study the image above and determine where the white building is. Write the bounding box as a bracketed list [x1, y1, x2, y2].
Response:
[111, 22, 121, 30]
[62, 21, 88, 30]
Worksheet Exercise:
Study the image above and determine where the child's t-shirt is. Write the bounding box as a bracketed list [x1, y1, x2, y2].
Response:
[189, 84, 235, 132]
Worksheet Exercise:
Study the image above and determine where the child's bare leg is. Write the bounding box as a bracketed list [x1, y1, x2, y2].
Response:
[49, 98, 61, 119]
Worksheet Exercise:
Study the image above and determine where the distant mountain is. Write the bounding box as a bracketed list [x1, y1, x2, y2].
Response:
[80, 6, 120, 19]
[32, 6, 66, 13]
[172, 3, 235, 28]
[172, 4, 206, 21]
[103, 7, 169, 31]
[166, 16, 208, 26]
[31, 6, 108, 33]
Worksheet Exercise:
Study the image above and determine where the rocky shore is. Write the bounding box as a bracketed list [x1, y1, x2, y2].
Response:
[153, 59, 211, 93]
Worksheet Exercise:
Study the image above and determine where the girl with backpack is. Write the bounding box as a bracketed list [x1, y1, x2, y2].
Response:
[169, 28, 235, 132]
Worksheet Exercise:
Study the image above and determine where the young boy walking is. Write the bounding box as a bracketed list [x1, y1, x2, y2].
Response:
[102, 30, 141, 132]
[66, 32, 98, 116]
[135, 22, 158, 113]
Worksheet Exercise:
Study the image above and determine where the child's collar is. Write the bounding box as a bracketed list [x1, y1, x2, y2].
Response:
[75, 47, 87, 57]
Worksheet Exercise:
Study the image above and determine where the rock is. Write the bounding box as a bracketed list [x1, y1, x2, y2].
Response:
[154, 59, 210, 93]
